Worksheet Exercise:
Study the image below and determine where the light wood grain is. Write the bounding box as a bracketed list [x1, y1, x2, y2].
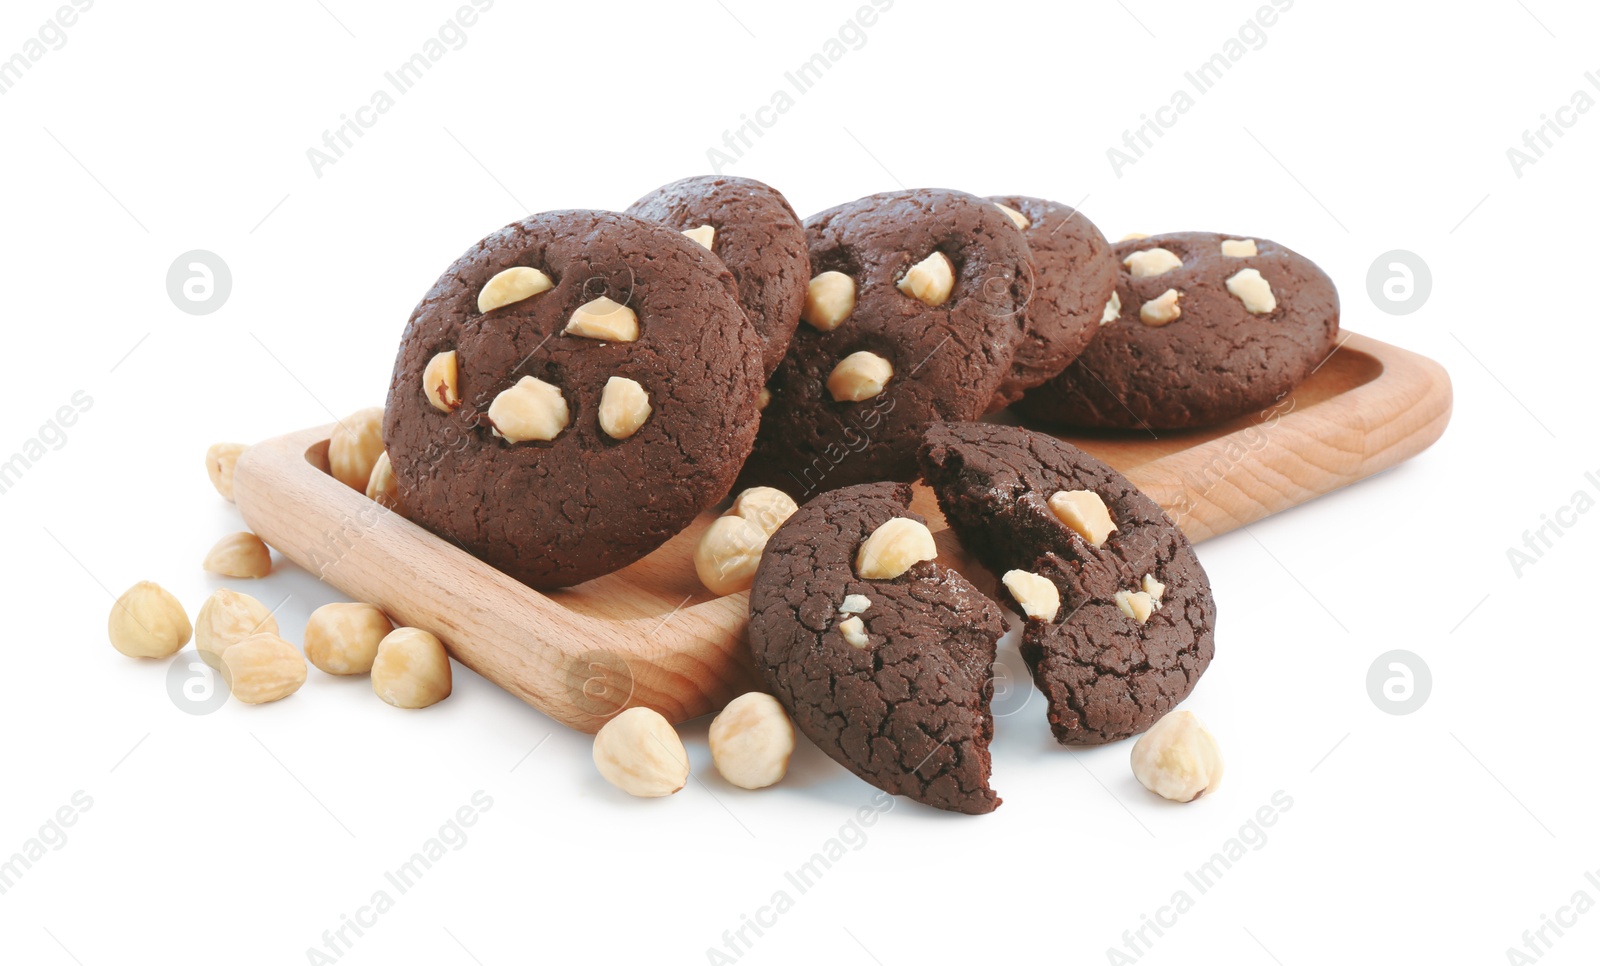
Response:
[234, 331, 1450, 732]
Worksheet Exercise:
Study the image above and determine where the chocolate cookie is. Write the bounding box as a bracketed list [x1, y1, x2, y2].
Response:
[1015, 231, 1339, 430]
[625, 175, 809, 379]
[748, 482, 1006, 813]
[737, 189, 1035, 499]
[918, 422, 1215, 745]
[383, 210, 763, 590]
[985, 196, 1118, 410]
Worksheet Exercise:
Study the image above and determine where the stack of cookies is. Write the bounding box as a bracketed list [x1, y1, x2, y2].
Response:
[380, 175, 1341, 812]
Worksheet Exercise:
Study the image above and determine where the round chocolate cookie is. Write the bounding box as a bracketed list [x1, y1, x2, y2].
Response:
[738, 188, 1035, 499]
[748, 482, 1006, 814]
[383, 210, 763, 590]
[918, 422, 1215, 745]
[985, 195, 1118, 411]
[626, 175, 809, 379]
[1015, 231, 1339, 430]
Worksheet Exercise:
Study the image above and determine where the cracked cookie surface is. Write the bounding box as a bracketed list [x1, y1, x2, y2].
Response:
[1016, 230, 1339, 430]
[384, 209, 763, 590]
[918, 422, 1215, 745]
[748, 482, 1005, 813]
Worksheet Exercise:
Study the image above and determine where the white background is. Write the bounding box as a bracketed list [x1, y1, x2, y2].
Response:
[2, 1, 1595, 963]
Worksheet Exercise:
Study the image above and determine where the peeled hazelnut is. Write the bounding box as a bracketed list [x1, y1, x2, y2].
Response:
[837, 615, 870, 649]
[371, 627, 453, 709]
[994, 203, 1030, 230]
[802, 271, 856, 332]
[203, 532, 272, 579]
[729, 486, 798, 537]
[220, 633, 307, 704]
[305, 602, 393, 675]
[1225, 267, 1276, 314]
[1123, 248, 1183, 278]
[108, 582, 192, 658]
[827, 351, 893, 403]
[1001, 570, 1061, 621]
[592, 706, 690, 798]
[597, 376, 652, 440]
[838, 594, 871, 615]
[423, 351, 461, 412]
[694, 515, 767, 596]
[1220, 238, 1258, 257]
[758, 388, 772, 410]
[1048, 490, 1117, 548]
[1131, 710, 1223, 803]
[709, 692, 795, 790]
[1100, 292, 1121, 326]
[488, 377, 569, 443]
[329, 407, 386, 491]
[478, 266, 553, 313]
[856, 517, 937, 580]
[366, 452, 401, 510]
[682, 225, 716, 249]
[1120, 232, 1150, 241]
[1143, 574, 1167, 600]
[206, 443, 247, 502]
[1139, 289, 1183, 326]
[896, 251, 955, 306]
[565, 296, 639, 342]
[196, 588, 279, 667]
[1115, 589, 1157, 624]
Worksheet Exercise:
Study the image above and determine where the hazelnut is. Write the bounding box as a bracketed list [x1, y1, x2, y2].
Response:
[305, 602, 393, 675]
[1142, 573, 1166, 600]
[994, 203, 1030, 230]
[802, 271, 856, 331]
[592, 706, 690, 798]
[694, 515, 767, 596]
[1139, 289, 1183, 326]
[837, 615, 870, 649]
[758, 388, 772, 410]
[1225, 267, 1276, 314]
[329, 407, 386, 491]
[371, 627, 453, 709]
[565, 295, 639, 342]
[1220, 238, 1258, 257]
[1119, 232, 1150, 241]
[856, 517, 937, 580]
[478, 266, 553, 313]
[896, 251, 955, 306]
[422, 351, 461, 412]
[708, 692, 795, 790]
[729, 486, 798, 537]
[1048, 490, 1117, 548]
[108, 582, 192, 659]
[196, 588, 279, 667]
[838, 594, 871, 615]
[1123, 248, 1183, 278]
[488, 376, 569, 443]
[1100, 292, 1121, 326]
[597, 376, 652, 440]
[827, 351, 894, 403]
[220, 633, 307, 705]
[366, 452, 401, 510]
[203, 532, 273, 579]
[1001, 570, 1061, 621]
[1114, 589, 1157, 624]
[682, 225, 716, 249]
[1131, 710, 1223, 803]
[206, 442, 247, 502]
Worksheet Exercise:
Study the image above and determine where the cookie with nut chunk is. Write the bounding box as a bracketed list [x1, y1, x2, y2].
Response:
[985, 196, 1118, 410]
[737, 189, 1035, 498]
[384, 210, 763, 590]
[626, 175, 810, 379]
[748, 482, 1006, 814]
[918, 422, 1215, 745]
[1016, 231, 1339, 429]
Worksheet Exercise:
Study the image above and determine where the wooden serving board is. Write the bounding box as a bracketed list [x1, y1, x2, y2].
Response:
[233, 331, 1450, 733]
